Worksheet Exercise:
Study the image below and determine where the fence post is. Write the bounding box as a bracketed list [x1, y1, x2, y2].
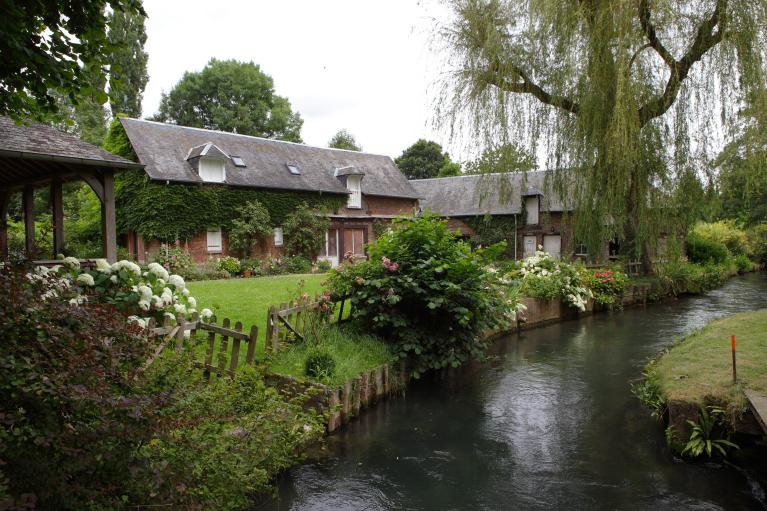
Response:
[174, 313, 185, 350]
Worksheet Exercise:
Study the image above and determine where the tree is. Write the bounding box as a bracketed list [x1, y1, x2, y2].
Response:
[153, 59, 303, 142]
[228, 200, 272, 258]
[328, 129, 362, 151]
[107, 6, 149, 117]
[395, 139, 460, 179]
[438, 0, 767, 267]
[283, 203, 331, 260]
[0, 0, 145, 120]
[464, 144, 536, 175]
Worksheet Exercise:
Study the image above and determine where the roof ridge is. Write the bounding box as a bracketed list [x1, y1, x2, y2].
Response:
[122, 117, 393, 159]
[410, 170, 547, 183]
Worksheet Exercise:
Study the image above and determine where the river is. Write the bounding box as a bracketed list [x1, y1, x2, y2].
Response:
[266, 273, 767, 510]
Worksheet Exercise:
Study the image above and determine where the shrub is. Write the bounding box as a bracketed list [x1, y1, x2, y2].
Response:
[136, 365, 323, 510]
[734, 254, 755, 273]
[282, 255, 312, 274]
[326, 214, 514, 377]
[748, 223, 767, 264]
[0, 261, 164, 509]
[692, 221, 751, 257]
[316, 259, 333, 272]
[228, 200, 272, 258]
[283, 202, 331, 260]
[217, 255, 241, 275]
[584, 268, 629, 306]
[304, 349, 337, 380]
[153, 243, 195, 277]
[510, 250, 593, 310]
[685, 232, 729, 264]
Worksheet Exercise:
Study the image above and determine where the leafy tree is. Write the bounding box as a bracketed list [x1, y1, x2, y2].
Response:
[438, 162, 462, 177]
[107, 6, 149, 117]
[153, 59, 303, 142]
[328, 129, 362, 151]
[228, 200, 272, 258]
[283, 203, 331, 260]
[464, 144, 536, 175]
[716, 95, 767, 226]
[438, 0, 767, 269]
[0, 0, 145, 120]
[395, 139, 459, 179]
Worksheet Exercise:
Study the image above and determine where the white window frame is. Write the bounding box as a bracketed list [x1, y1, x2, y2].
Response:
[199, 157, 226, 183]
[346, 175, 362, 209]
[206, 228, 223, 253]
[525, 196, 539, 225]
[274, 227, 284, 247]
[575, 241, 588, 257]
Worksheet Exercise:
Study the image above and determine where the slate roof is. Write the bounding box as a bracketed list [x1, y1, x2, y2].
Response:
[0, 116, 141, 168]
[120, 118, 419, 199]
[410, 171, 568, 217]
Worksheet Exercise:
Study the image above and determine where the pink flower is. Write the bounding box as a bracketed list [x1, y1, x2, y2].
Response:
[355, 276, 365, 285]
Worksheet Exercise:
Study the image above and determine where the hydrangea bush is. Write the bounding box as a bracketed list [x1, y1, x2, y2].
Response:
[33, 257, 211, 328]
[326, 214, 517, 377]
[510, 249, 593, 311]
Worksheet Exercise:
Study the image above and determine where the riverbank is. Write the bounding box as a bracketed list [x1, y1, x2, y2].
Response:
[642, 308, 767, 439]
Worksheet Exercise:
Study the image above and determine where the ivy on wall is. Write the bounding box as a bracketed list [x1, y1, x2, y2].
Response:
[105, 119, 346, 241]
[461, 215, 518, 248]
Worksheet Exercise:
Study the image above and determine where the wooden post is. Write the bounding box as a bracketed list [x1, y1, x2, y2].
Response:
[0, 190, 9, 260]
[22, 185, 35, 256]
[51, 179, 64, 257]
[732, 335, 737, 384]
[101, 171, 117, 262]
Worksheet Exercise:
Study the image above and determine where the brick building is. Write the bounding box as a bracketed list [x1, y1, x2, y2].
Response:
[119, 118, 419, 265]
[411, 171, 581, 260]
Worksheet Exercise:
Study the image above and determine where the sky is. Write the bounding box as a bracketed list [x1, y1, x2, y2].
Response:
[140, 0, 450, 159]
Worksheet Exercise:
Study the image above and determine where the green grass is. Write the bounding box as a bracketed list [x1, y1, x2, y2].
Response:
[187, 273, 327, 334]
[655, 309, 767, 409]
[270, 325, 394, 387]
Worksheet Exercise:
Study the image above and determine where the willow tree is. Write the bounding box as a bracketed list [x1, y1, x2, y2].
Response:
[437, 0, 767, 265]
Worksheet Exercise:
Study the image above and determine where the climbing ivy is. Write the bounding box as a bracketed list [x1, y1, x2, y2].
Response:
[461, 215, 518, 248]
[104, 119, 345, 241]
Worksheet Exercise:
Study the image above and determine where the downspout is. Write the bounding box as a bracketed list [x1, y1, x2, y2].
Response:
[514, 214, 518, 260]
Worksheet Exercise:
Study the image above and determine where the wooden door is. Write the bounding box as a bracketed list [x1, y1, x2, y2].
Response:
[523, 235, 537, 258]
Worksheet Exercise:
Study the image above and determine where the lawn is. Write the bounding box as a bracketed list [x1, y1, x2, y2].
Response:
[270, 325, 394, 387]
[655, 309, 767, 408]
[187, 273, 327, 335]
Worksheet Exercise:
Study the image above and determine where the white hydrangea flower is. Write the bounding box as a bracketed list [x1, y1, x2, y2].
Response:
[34, 266, 50, 276]
[168, 274, 185, 290]
[138, 299, 151, 311]
[95, 259, 112, 273]
[173, 303, 187, 315]
[201, 308, 213, 320]
[63, 256, 80, 268]
[148, 262, 170, 281]
[69, 295, 88, 306]
[187, 296, 196, 309]
[76, 273, 95, 286]
[157, 278, 165, 287]
[127, 316, 147, 328]
[137, 285, 153, 301]
[111, 260, 141, 276]
[110, 275, 118, 283]
[182, 288, 191, 297]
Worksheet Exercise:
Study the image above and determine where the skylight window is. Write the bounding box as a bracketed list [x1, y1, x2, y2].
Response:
[286, 162, 301, 175]
[231, 156, 246, 167]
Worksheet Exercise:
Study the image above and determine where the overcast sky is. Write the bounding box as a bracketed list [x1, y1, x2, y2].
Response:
[140, 0, 450, 159]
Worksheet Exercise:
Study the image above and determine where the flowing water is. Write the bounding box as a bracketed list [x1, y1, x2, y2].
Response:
[266, 273, 767, 510]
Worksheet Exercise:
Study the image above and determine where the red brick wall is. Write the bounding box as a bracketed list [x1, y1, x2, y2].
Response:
[337, 195, 417, 218]
[136, 230, 285, 264]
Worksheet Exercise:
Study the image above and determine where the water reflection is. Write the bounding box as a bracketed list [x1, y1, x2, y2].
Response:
[265, 273, 767, 510]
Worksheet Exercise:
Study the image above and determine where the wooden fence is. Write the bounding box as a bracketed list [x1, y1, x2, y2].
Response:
[265, 294, 348, 352]
[146, 312, 258, 381]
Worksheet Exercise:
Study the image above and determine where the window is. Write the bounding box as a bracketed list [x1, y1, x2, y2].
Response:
[525, 196, 539, 225]
[347, 175, 362, 208]
[207, 228, 222, 253]
[274, 227, 284, 247]
[231, 156, 246, 167]
[575, 241, 588, 257]
[286, 162, 301, 175]
[199, 157, 225, 182]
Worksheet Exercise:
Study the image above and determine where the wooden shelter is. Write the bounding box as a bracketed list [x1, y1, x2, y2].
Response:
[0, 117, 143, 262]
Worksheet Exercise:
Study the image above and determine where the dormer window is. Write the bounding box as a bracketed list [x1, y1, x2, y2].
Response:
[346, 174, 362, 209]
[286, 162, 301, 175]
[231, 156, 246, 167]
[199, 157, 225, 183]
